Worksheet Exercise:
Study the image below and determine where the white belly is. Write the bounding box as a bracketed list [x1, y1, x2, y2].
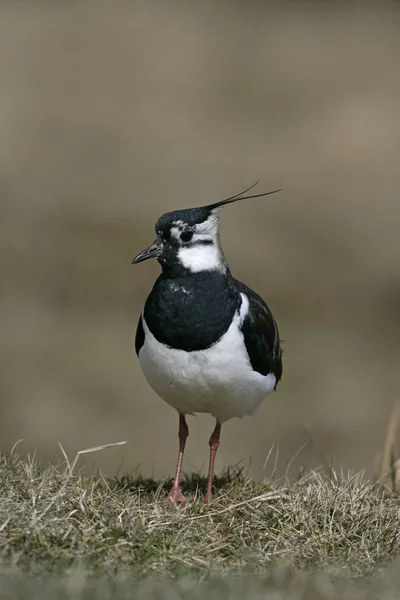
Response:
[138, 294, 276, 423]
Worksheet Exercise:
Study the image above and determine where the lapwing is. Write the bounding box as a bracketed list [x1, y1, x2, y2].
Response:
[132, 184, 283, 504]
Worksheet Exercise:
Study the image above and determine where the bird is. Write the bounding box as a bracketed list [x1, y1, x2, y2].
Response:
[132, 183, 283, 504]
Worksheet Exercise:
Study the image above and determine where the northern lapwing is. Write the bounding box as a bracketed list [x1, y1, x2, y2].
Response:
[132, 184, 283, 504]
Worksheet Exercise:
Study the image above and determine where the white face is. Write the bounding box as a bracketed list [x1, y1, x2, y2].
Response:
[169, 211, 227, 274]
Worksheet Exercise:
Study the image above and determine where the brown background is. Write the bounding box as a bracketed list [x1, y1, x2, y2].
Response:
[1, 1, 400, 481]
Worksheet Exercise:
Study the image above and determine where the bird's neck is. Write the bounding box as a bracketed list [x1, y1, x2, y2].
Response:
[159, 262, 231, 280]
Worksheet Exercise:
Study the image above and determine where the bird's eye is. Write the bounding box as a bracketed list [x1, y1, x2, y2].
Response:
[180, 230, 193, 243]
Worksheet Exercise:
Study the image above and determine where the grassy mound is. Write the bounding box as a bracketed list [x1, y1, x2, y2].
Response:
[0, 452, 400, 597]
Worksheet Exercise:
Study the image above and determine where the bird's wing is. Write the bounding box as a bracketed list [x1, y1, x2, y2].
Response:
[233, 279, 282, 385]
[135, 313, 145, 356]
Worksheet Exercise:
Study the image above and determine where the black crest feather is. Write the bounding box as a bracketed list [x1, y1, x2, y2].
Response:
[205, 182, 282, 211]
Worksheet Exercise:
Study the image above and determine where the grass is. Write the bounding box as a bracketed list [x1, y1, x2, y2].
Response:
[1, 446, 400, 598]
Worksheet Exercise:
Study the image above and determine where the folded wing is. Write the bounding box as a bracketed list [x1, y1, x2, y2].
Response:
[234, 279, 282, 386]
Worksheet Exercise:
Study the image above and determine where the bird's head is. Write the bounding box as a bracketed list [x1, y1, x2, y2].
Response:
[132, 184, 281, 277]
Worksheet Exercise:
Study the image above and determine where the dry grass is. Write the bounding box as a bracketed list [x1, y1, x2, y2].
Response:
[379, 398, 400, 495]
[1, 447, 400, 598]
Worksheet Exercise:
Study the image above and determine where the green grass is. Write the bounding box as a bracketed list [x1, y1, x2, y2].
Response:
[1, 451, 400, 598]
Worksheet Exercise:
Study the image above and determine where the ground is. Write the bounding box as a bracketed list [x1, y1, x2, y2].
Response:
[1, 450, 400, 599]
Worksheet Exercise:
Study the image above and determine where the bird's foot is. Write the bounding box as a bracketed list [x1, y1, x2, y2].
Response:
[166, 486, 186, 504]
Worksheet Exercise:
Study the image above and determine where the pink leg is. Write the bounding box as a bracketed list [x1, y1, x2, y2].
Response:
[166, 414, 189, 504]
[204, 421, 221, 504]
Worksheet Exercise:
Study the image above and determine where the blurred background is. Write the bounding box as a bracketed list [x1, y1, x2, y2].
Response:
[1, 0, 399, 481]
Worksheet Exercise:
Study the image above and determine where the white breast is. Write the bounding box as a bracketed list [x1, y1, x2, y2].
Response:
[138, 293, 276, 423]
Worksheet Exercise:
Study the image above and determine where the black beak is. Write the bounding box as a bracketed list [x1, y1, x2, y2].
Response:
[132, 242, 161, 265]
